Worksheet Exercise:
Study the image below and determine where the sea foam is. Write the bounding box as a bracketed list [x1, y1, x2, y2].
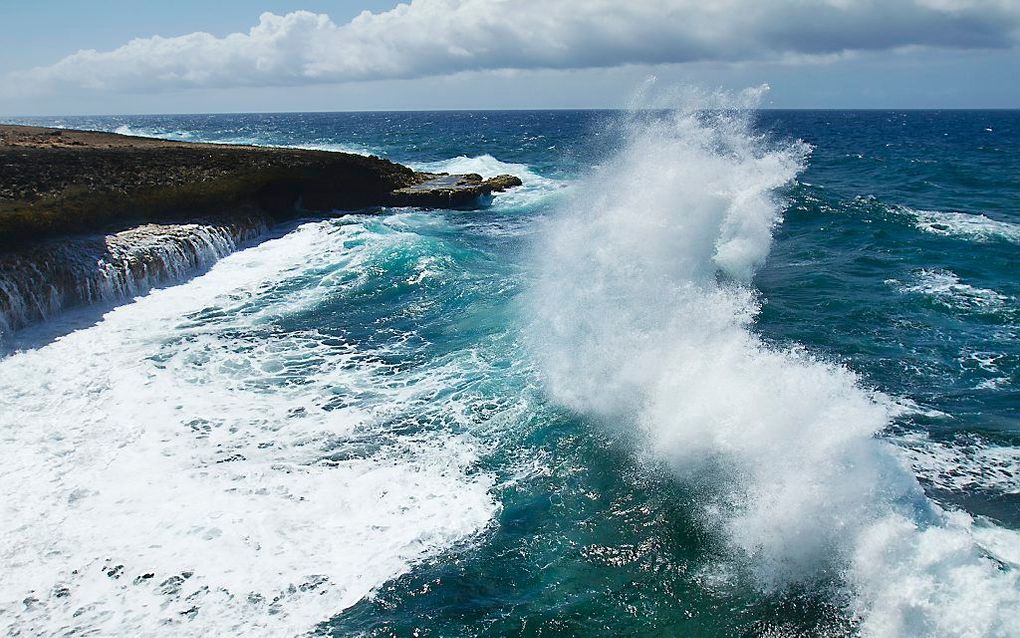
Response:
[894, 268, 1013, 316]
[0, 217, 498, 636]
[893, 433, 1020, 496]
[910, 208, 1020, 244]
[528, 88, 1020, 635]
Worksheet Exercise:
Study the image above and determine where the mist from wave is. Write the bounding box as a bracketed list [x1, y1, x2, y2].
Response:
[528, 89, 1020, 636]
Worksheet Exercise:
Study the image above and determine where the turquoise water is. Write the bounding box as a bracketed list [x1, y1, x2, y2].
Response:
[1, 108, 1018, 636]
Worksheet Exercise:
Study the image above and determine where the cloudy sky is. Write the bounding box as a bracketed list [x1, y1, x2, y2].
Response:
[2, 0, 1019, 115]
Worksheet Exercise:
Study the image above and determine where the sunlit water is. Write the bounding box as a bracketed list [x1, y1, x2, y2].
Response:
[2, 105, 1018, 636]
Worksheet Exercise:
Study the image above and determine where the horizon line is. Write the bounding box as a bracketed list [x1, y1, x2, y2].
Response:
[4, 106, 1020, 119]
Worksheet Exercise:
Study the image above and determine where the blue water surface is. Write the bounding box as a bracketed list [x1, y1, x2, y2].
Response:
[4, 109, 1018, 636]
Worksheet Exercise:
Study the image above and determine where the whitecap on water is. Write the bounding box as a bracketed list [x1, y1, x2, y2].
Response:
[894, 268, 1013, 314]
[891, 433, 1020, 496]
[112, 124, 195, 140]
[908, 208, 1020, 244]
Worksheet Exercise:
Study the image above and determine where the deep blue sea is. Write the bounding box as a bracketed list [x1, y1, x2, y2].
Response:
[1, 108, 1018, 636]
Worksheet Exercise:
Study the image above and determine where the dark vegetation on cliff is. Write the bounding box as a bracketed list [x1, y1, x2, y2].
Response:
[0, 125, 521, 248]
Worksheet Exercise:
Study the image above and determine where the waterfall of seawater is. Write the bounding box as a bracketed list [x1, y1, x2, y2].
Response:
[0, 215, 269, 340]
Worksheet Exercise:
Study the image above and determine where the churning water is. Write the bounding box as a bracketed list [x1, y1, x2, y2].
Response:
[2, 98, 1018, 636]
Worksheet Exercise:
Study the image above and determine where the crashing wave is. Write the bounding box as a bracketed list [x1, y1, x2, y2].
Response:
[529, 86, 1020, 636]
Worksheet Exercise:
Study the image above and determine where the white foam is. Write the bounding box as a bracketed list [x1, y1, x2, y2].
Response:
[412, 154, 531, 179]
[289, 142, 378, 156]
[892, 433, 1020, 496]
[112, 124, 194, 140]
[896, 268, 1012, 313]
[0, 217, 498, 636]
[910, 208, 1020, 244]
[108, 125, 377, 156]
[528, 87, 1020, 635]
[884, 395, 953, 421]
[851, 511, 1020, 638]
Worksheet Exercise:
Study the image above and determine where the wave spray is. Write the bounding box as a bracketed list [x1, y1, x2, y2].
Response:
[529, 86, 1020, 636]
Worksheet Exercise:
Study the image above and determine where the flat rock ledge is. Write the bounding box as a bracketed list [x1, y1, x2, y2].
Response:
[0, 124, 523, 248]
[392, 173, 522, 208]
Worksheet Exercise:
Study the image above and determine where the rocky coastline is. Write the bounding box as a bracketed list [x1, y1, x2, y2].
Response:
[0, 124, 522, 338]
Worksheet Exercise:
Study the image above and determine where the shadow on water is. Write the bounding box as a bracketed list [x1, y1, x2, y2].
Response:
[3, 295, 148, 354]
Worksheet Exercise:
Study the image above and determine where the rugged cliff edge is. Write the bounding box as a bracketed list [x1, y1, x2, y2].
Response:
[0, 124, 522, 246]
[0, 125, 522, 338]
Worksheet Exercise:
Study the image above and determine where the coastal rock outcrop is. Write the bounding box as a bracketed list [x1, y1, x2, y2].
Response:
[391, 173, 523, 208]
[0, 125, 522, 245]
[0, 124, 523, 337]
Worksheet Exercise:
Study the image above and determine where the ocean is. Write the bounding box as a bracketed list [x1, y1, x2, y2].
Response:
[0, 107, 1018, 636]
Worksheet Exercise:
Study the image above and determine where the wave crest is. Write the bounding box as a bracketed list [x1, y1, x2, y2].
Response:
[529, 87, 1020, 635]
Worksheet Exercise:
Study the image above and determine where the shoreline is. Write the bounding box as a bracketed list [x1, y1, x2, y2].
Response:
[0, 124, 521, 246]
[0, 124, 522, 337]
[0, 214, 271, 340]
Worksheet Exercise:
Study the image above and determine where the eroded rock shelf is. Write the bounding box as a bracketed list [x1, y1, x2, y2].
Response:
[0, 124, 522, 337]
[0, 124, 521, 246]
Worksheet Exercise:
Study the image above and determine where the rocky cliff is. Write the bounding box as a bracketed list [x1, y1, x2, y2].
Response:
[0, 125, 522, 338]
[0, 125, 521, 247]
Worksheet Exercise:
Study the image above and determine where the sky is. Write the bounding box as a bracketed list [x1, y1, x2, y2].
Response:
[1, 0, 1019, 115]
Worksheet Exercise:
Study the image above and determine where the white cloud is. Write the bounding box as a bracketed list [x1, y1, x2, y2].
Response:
[14, 0, 1020, 92]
